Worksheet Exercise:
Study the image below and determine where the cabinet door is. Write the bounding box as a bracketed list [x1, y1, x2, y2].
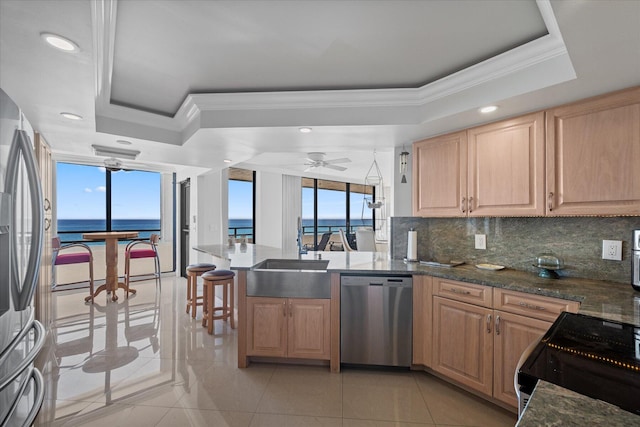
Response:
[432, 296, 493, 396]
[468, 112, 545, 216]
[493, 310, 551, 408]
[247, 297, 287, 357]
[288, 298, 330, 360]
[546, 87, 640, 215]
[413, 131, 467, 217]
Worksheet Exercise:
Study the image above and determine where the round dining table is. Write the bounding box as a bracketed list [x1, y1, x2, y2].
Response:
[83, 231, 139, 302]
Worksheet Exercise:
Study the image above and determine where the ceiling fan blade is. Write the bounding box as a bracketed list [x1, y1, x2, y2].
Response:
[325, 157, 351, 164]
[304, 166, 316, 172]
[324, 164, 347, 171]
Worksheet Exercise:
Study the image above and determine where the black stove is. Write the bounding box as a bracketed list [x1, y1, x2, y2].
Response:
[518, 312, 640, 415]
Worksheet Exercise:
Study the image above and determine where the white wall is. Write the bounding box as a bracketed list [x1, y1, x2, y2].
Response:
[196, 169, 227, 262]
[255, 171, 284, 248]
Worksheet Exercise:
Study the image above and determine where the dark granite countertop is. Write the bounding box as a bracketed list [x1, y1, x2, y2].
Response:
[516, 381, 640, 427]
[195, 243, 640, 326]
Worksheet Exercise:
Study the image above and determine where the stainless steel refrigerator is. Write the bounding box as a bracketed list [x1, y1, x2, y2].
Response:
[0, 88, 46, 426]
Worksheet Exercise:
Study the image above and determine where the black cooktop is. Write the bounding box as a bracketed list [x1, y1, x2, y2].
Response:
[519, 312, 640, 414]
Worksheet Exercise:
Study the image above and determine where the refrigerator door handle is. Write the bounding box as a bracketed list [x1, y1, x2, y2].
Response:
[5, 129, 44, 311]
[0, 366, 44, 427]
[0, 315, 45, 391]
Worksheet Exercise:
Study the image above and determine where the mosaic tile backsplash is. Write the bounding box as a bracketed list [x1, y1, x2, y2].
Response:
[391, 216, 640, 284]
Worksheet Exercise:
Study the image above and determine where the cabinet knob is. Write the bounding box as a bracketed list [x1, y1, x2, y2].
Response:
[486, 314, 492, 333]
[461, 197, 466, 213]
[283, 301, 286, 317]
[548, 192, 554, 211]
[289, 301, 293, 317]
[495, 315, 501, 335]
[468, 196, 473, 213]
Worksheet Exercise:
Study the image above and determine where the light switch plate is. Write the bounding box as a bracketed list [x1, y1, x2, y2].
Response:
[602, 240, 622, 261]
[475, 234, 486, 250]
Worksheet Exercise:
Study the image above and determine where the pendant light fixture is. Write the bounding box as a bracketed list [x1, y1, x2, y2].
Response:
[399, 148, 409, 183]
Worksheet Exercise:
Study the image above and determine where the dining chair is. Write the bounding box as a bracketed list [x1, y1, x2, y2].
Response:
[304, 232, 332, 251]
[355, 228, 377, 252]
[52, 236, 95, 303]
[339, 229, 355, 252]
[124, 233, 161, 297]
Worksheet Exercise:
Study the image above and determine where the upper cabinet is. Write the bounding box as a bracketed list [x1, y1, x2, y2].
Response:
[413, 86, 640, 217]
[413, 130, 467, 217]
[413, 112, 544, 217]
[468, 112, 545, 216]
[546, 87, 640, 216]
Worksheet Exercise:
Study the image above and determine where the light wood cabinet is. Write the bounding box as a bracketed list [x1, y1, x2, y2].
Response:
[34, 132, 53, 331]
[246, 296, 330, 360]
[467, 112, 545, 216]
[492, 310, 551, 407]
[413, 112, 544, 217]
[413, 130, 467, 217]
[546, 87, 640, 215]
[412, 275, 433, 367]
[431, 279, 580, 410]
[432, 295, 494, 396]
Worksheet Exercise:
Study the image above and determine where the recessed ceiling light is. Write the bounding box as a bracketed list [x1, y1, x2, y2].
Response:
[223, 159, 232, 163]
[41, 32, 79, 52]
[480, 105, 498, 114]
[299, 127, 312, 133]
[116, 139, 132, 145]
[60, 112, 83, 120]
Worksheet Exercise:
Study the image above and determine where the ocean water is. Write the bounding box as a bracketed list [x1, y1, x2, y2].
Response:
[58, 219, 161, 243]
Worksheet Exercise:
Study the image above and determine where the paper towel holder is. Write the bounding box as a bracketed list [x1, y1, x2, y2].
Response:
[404, 228, 419, 263]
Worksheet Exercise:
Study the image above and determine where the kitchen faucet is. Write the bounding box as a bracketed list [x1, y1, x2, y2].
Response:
[297, 217, 307, 255]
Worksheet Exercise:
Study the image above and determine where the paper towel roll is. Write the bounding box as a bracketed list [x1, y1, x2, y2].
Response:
[407, 229, 418, 261]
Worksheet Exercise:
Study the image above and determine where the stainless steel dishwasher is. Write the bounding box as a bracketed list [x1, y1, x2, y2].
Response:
[341, 274, 412, 367]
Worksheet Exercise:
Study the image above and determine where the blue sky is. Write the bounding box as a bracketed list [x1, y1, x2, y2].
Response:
[57, 163, 160, 219]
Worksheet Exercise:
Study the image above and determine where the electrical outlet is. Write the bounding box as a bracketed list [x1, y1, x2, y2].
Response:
[602, 240, 622, 261]
[475, 234, 486, 250]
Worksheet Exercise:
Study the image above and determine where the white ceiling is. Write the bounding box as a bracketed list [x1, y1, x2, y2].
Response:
[1, 0, 639, 183]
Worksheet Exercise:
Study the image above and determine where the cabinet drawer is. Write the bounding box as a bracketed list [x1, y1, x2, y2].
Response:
[493, 289, 580, 322]
[434, 279, 492, 308]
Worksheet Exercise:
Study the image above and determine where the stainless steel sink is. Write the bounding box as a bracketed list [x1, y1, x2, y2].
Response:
[247, 259, 330, 298]
[252, 258, 329, 271]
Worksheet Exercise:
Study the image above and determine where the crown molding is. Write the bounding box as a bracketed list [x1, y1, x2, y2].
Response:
[93, 0, 575, 146]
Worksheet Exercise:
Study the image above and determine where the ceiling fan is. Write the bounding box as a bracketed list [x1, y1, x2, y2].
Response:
[303, 152, 351, 172]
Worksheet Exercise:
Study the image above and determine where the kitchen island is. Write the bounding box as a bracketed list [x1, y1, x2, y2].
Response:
[195, 243, 640, 424]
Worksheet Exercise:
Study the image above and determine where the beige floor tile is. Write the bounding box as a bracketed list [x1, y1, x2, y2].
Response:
[414, 373, 516, 427]
[155, 408, 253, 427]
[38, 277, 517, 427]
[342, 380, 433, 424]
[249, 413, 343, 427]
[256, 365, 342, 417]
[51, 402, 170, 427]
[177, 364, 275, 412]
[343, 419, 435, 427]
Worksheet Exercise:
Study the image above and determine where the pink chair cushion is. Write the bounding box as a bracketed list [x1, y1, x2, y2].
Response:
[55, 253, 91, 265]
[128, 249, 157, 259]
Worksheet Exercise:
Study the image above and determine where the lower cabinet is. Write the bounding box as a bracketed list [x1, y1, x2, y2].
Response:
[431, 279, 580, 410]
[492, 310, 551, 407]
[432, 295, 493, 396]
[246, 297, 331, 360]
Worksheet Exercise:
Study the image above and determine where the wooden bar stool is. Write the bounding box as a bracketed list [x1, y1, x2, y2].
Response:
[201, 270, 235, 334]
[185, 263, 216, 318]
